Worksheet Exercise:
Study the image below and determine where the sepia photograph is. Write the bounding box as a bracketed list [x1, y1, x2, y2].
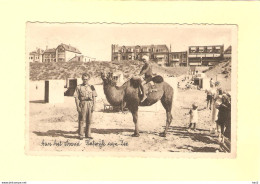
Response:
[26, 23, 237, 156]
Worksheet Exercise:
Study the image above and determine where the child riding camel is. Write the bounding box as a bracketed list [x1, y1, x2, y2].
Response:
[133, 55, 155, 102]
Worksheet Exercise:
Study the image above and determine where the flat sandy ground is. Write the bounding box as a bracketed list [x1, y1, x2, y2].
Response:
[28, 87, 225, 153]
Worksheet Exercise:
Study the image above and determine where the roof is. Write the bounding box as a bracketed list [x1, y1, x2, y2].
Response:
[153, 45, 169, 50]
[29, 51, 37, 55]
[58, 43, 81, 54]
[44, 48, 56, 53]
[189, 45, 224, 48]
[171, 51, 187, 54]
[68, 55, 96, 62]
[30, 49, 44, 55]
[115, 44, 169, 52]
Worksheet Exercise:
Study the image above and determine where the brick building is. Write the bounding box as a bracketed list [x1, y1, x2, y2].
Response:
[111, 44, 170, 66]
[42, 48, 56, 63]
[168, 51, 188, 66]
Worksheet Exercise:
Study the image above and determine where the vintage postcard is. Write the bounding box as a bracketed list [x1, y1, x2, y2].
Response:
[26, 23, 237, 157]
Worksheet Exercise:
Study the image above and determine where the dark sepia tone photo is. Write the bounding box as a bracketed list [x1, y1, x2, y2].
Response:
[26, 23, 237, 157]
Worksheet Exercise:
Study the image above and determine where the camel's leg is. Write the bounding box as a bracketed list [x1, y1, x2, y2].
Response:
[160, 89, 173, 137]
[131, 109, 140, 137]
[161, 111, 172, 137]
[120, 100, 126, 113]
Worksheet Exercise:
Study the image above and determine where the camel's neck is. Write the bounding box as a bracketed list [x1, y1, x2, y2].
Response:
[103, 83, 127, 106]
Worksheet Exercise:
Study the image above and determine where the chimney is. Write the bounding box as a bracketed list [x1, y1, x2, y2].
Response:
[46, 46, 48, 50]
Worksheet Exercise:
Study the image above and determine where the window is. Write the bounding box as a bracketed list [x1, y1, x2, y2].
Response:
[215, 46, 221, 53]
[207, 47, 213, 53]
[199, 47, 204, 53]
[190, 47, 197, 53]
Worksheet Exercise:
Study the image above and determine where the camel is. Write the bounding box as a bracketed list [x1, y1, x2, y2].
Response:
[101, 72, 174, 137]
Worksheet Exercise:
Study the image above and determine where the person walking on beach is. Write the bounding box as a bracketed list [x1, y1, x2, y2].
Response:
[205, 84, 216, 110]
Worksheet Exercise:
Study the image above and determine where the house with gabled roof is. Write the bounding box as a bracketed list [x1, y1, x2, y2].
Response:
[56, 43, 82, 62]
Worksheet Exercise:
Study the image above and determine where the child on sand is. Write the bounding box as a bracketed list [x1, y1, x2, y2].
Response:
[187, 103, 199, 131]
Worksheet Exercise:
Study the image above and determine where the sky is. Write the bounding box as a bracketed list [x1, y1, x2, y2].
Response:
[26, 23, 235, 61]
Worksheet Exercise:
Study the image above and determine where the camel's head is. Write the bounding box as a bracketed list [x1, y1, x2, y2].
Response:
[101, 72, 117, 86]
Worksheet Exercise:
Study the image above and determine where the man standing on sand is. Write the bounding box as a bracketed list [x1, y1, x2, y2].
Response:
[74, 73, 97, 140]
